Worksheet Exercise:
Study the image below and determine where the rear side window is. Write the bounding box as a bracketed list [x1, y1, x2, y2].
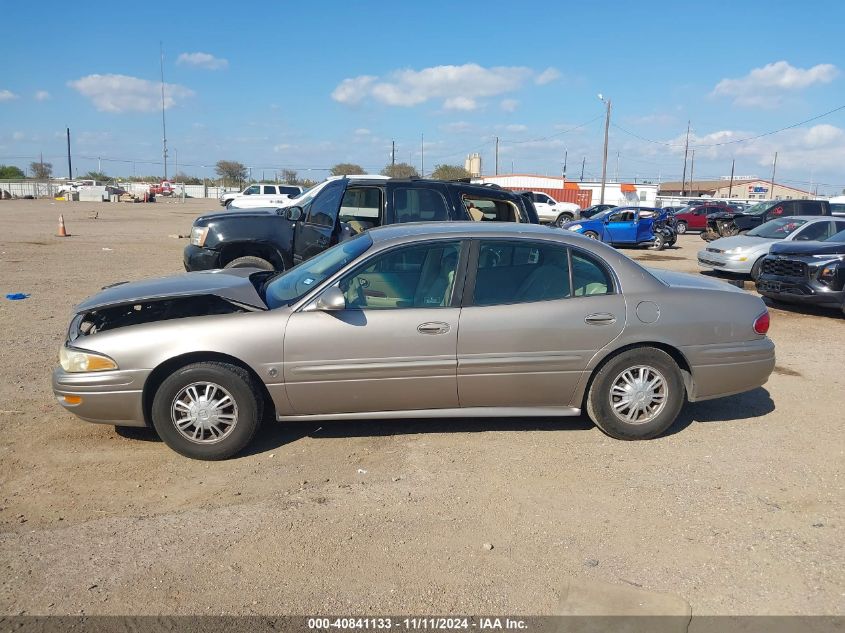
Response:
[799, 201, 823, 215]
[473, 240, 571, 306]
[464, 196, 523, 222]
[263, 185, 276, 194]
[571, 251, 612, 296]
[394, 187, 449, 222]
[279, 186, 300, 196]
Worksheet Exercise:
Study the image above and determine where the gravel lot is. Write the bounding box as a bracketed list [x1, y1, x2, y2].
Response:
[0, 198, 842, 616]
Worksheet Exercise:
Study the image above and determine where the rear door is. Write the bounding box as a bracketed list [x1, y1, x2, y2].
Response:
[457, 239, 625, 408]
[292, 178, 347, 264]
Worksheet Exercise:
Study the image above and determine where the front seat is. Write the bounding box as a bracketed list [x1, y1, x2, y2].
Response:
[414, 249, 458, 307]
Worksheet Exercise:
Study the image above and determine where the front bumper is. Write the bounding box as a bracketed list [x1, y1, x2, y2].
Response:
[697, 250, 753, 274]
[52, 367, 150, 427]
[183, 244, 223, 271]
[756, 274, 845, 309]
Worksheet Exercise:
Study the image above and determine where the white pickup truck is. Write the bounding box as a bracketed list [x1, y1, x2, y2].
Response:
[220, 183, 303, 207]
[517, 191, 581, 226]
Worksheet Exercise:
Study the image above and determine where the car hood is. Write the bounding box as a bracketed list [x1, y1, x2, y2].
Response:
[75, 268, 268, 313]
[707, 211, 742, 220]
[560, 220, 598, 231]
[705, 235, 774, 251]
[769, 240, 845, 256]
[194, 208, 280, 225]
[647, 268, 745, 293]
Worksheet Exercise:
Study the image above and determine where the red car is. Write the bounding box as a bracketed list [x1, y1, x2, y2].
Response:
[674, 202, 727, 234]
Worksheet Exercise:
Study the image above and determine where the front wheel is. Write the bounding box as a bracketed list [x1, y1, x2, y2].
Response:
[224, 255, 275, 270]
[151, 362, 263, 460]
[587, 348, 685, 440]
[676, 221, 687, 234]
[554, 213, 573, 227]
[583, 230, 599, 240]
[750, 257, 764, 281]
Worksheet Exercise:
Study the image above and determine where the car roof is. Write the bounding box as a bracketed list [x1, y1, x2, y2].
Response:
[366, 221, 566, 244]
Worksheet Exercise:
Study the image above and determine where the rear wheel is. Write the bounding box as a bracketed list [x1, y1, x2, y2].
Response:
[583, 230, 599, 240]
[151, 362, 263, 460]
[651, 234, 666, 250]
[587, 348, 685, 440]
[676, 221, 687, 234]
[224, 255, 275, 270]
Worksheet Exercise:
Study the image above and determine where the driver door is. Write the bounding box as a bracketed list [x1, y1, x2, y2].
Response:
[292, 178, 348, 264]
[283, 239, 466, 415]
[604, 209, 637, 243]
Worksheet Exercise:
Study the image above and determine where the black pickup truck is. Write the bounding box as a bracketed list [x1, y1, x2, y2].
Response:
[702, 199, 832, 241]
[184, 177, 540, 271]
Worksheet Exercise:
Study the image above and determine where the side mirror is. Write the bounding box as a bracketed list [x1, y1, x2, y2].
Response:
[286, 206, 304, 221]
[313, 285, 346, 311]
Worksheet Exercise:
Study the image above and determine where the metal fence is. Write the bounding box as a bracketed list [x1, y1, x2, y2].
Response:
[0, 181, 240, 200]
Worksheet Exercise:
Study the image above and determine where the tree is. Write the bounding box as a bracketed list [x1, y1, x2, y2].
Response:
[30, 161, 53, 180]
[83, 171, 109, 182]
[431, 164, 470, 181]
[331, 163, 365, 177]
[381, 162, 419, 178]
[215, 160, 248, 186]
[0, 165, 25, 179]
[174, 171, 203, 185]
[279, 169, 299, 184]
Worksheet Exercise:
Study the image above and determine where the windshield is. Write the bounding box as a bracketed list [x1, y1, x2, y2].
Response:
[744, 201, 771, 215]
[589, 208, 616, 221]
[747, 217, 808, 239]
[825, 229, 845, 243]
[263, 233, 373, 308]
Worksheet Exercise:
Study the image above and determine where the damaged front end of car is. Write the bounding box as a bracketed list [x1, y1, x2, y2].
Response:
[702, 213, 741, 242]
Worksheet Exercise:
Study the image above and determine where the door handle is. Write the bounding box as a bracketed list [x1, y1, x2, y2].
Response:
[585, 313, 617, 325]
[417, 322, 450, 335]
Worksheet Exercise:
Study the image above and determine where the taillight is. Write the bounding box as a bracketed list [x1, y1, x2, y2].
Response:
[753, 311, 770, 335]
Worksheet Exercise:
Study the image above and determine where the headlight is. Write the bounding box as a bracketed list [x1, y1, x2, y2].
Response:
[190, 226, 209, 246]
[568, 224, 582, 231]
[724, 247, 744, 254]
[59, 346, 118, 372]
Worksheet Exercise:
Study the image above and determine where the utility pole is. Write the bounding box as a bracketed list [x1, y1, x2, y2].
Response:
[420, 133, 424, 177]
[680, 120, 690, 196]
[728, 158, 735, 198]
[66, 128, 72, 180]
[159, 42, 168, 181]
[580, 157, 585, 182]
[599, 95, 612, 205]
[615, 151, 619, 182]
[563, 149, 568, 179]
[770, 152, 778, 199]
[689, 149, 695, 197]
[391, 139, 395, 167]
[495, 136, 499, 175]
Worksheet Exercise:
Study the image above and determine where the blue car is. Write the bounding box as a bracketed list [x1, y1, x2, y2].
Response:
[560, 206, 673, 249]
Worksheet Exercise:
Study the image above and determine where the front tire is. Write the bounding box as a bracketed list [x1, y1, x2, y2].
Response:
[587, 348, 685, 440]
[554, 213, 573, 227]
[650, 234, 666, 250]
[583, 230, 599, 240]
[224, 255, 275, 270]
[151, 362, 263, 460]
[676, 221, 687, 234]
[750, 257, 764, 281]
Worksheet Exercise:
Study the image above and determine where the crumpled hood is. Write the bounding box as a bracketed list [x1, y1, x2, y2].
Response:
[647, 268, 745, 293]
[75, 268, 268, 313]
[706, 235, 773, 251]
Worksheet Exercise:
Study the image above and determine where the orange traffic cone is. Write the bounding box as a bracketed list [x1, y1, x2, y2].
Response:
[57, 214, 70, 237]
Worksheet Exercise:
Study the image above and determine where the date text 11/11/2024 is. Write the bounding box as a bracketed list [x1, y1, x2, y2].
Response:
[306, 617, 528, 630]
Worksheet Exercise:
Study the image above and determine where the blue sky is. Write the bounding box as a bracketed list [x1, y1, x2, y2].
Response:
[2, 0, 844, 194]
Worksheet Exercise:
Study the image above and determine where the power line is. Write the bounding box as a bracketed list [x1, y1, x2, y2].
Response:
[611, 103, 845, 149]
[498, 114, 604, 145]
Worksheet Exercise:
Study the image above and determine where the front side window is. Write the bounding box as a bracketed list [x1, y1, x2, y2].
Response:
[339, 241, 462, 309]
[305, 181, 345, 227]
[608, 209, 636, 223]
[535, 194, 551, 204]
[244, 185, 259, 195]
[394, 188, 449, 223]
[473, 240, 571, 306]
[794, 221, 835, 242]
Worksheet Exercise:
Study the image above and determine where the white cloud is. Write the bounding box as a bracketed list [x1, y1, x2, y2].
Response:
[332, 64, 535, 109]
[440, 121, 473, 133]
[0, 89, 19, 101]
[354, 128, 372, 136]
[500, 98, 519, 112]
[443, 96, 477, 111]
[34, 90, 50, 101]
[176, 52, 228, 70]
[712, 61, 839, 107]
[68, 74, 194, 113]
[535, 67, 561, 85]
[12, 131, 25, 140]
[273, 144, 294, 152]
[504, 124, 527, 133]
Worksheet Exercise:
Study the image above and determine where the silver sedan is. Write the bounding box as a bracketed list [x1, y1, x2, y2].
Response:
[697, 216, 845, 279]
[54, 223, 775, 460]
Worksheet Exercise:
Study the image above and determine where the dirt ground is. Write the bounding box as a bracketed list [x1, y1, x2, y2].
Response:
[0, 198, 842, 616]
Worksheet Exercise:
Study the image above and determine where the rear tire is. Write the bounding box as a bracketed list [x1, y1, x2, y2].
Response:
[676, 221, 687, 234]
[651, 234, 666, 250]
[587, 348, 685, 440]
[224, 255, 275, 270]
[151, 362, 263, 460]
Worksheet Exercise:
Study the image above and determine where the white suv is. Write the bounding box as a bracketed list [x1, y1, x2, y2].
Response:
[220, 184, 303, 207]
